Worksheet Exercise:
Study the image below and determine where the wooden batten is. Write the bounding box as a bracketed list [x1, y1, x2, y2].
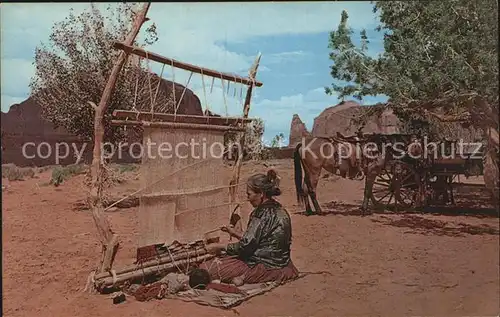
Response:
[112, 110, 254, 126]
[113, 41, 263, 87]
[111, 120, 247, 132]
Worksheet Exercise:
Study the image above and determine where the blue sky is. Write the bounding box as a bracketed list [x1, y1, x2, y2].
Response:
[1, 2, 388, 143]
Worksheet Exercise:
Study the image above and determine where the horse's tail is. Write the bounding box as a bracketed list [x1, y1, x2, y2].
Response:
[294, 142, 305, 205]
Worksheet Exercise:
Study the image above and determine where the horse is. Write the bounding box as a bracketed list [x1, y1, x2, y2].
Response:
[294, 133, 422, 215]
[293, 135, 366, 215]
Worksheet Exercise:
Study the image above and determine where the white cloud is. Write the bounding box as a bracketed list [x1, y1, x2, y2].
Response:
[251, 86, 340, 140]
[265, 51, 311, 64]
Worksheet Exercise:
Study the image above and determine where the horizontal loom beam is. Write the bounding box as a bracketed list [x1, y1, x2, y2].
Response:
[112, 110, 254, 126]
[113, 41, 263, 87]
[110, 120, 247, 132]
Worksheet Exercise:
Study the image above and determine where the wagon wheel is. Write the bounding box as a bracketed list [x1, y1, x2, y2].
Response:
[370, 161, 420, 211]
[394, 161, 421, 209]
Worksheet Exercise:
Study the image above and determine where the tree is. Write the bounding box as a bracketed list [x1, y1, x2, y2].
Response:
[325, 9, 386, 130]
[372, 0, 498, 128]
[29, 3, 167, 143]
[270, 133, 285, 148]
[326, 0, 499, 201]
[327, 1, 498, 133]
[224, 118, 266, 161]
[325, 10, 382, 101]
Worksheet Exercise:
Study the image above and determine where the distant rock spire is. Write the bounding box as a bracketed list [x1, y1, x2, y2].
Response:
[288, 114, 311, 147]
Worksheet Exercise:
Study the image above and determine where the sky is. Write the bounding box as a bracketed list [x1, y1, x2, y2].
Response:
[1, 2, 388, 143]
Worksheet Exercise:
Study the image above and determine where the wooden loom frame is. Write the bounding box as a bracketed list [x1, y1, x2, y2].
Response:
[87, 3, 262, 278]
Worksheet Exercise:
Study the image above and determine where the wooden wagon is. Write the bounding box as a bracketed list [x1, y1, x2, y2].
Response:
[362, 133, 484, 211]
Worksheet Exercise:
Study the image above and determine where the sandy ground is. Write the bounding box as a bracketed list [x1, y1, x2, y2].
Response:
[2, 159, 499, 317]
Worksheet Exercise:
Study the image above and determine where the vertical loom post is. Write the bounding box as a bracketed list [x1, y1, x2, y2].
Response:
[89, 3, 151, 274]
[229, 53, 262, 202]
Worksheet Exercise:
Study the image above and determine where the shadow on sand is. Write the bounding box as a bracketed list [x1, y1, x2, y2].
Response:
[293, 183, 499, 237]
[370, 214, 499, 237]
[295, 183, 498, 217]
[293, 201, 366, 217]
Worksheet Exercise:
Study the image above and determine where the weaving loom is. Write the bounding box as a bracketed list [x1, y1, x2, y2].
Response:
[88, 15, 263, 292]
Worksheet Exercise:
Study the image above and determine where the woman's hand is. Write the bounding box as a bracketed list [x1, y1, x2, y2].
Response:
[205, 242, 226, 255]
[221, 225, 241, 239]
[220, 225, 234, 235]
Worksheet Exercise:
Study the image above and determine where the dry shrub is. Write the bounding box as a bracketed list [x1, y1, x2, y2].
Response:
[2, 164, 36, 181]
[36, 166, 54, 173]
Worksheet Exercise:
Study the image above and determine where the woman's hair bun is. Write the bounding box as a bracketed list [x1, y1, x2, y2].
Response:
[266, 169, 281, 196]
[267, 169, 278, 184]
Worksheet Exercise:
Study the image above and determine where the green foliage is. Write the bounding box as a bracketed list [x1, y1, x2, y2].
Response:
[245, 118, 266, 159]
[325, 10, 382, 101]
[375, 0, 497, 110]
[225, 118, 266, 160]
[50, 164, 87, 186]
[29, 3, 162, 143]
[270, 133, 285, 148]
[327, 1, 498, 131]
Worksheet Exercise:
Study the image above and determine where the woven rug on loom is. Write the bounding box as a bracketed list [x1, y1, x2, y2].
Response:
[166, 275, 304, 309]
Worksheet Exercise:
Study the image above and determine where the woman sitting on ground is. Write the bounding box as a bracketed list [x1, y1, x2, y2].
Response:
[202, 170, 299, 285]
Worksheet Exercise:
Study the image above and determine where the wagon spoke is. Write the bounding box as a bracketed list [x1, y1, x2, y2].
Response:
[401, 182, 416, 188]
[376, 175, 392, 182]
[383, 170, 393, 180]
[379, 173, 391, 182]
[377, 191, 392, 202]
[386, 193, 394, 205]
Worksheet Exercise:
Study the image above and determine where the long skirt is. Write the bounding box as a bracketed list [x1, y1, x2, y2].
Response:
[199, 256, 299, 284]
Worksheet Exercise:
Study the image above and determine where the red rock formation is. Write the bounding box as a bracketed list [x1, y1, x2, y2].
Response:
[311, 100, 401, 137]
[288, 114, 312, 147]
[1, 79, 203, 167]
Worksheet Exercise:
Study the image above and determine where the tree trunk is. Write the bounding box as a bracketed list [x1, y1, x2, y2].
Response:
[472, 98, 499, 203]
[483, 147, 499, 204]
[89, 3, 151, 274]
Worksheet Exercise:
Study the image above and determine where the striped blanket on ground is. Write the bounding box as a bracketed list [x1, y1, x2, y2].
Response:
[166, 274, 306, 309]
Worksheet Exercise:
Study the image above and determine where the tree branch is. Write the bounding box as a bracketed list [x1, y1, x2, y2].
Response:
[423, 109, 471, 122]
[88, 101, 98, 110]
